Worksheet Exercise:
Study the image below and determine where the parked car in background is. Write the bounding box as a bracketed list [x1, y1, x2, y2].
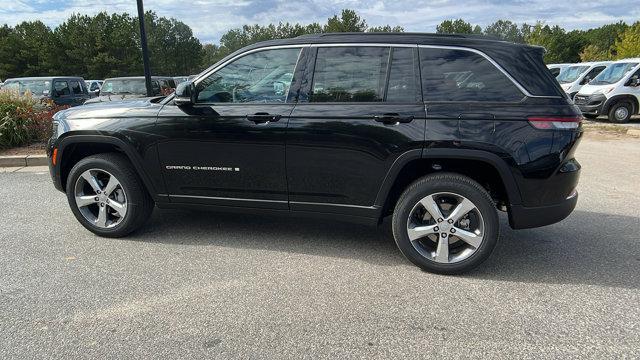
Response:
[85, 76, 176, 104]
[2, 76, 89, 106]
[574, 58, 640, 122]
[85, 80, 103, 98]
[173, 76, 189, 85]
[48, 33, 582, 274]
[547, 63, 571, 77]
[557, 61, 612, 99]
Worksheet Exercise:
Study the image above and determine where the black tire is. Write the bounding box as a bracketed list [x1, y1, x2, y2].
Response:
[66, 153, 154, 237]
[608, 102, 632, 123]
[391, 173, 499, 274]
[583, 114, 598, 119]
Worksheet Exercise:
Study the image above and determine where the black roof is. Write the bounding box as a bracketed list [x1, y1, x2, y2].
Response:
[236, 32, 540, 52]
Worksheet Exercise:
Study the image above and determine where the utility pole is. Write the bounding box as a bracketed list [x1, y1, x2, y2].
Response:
[136, 0, 153, 96]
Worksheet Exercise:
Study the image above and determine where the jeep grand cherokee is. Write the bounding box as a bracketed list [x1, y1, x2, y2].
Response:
[47, 33, 582, 274]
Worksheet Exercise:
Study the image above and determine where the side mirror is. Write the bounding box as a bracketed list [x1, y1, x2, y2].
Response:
[629, 76, 640, 87]
[174, 81, 197, 106]
[580, 76, 591, 85]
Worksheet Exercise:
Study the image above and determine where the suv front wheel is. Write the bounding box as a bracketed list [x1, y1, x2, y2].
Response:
[392, 173, 499, 274]
[66, 153, 154, 237]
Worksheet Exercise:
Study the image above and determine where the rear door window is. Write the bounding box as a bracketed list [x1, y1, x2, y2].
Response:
[69, 80, 82, 95]
[53, 81, 70, 96]
[310, 47, 389, 102]
[419, 48, 523, 102]
[386, 47, 421, 103]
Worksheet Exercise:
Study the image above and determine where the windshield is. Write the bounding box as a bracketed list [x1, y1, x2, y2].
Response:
[591, 63, 638, 85]
[557, 65, 589, 84]
[100, 79, 148, 95]
[3, 79, 50, 96]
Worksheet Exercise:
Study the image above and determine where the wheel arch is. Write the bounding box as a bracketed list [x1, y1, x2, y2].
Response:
[375, 148, 522, 218]
[603, 95, 639, 115]
[56, 134, 159, 201]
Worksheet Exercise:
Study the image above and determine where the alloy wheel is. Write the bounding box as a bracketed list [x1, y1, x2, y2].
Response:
[74, 169, 128, 228]
[406, 192, 485, 264]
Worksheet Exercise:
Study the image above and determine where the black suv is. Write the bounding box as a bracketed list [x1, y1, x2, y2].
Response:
[47, 33, 582, 274]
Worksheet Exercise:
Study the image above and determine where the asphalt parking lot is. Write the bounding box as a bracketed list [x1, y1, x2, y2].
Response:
[1, 135, 639, 359]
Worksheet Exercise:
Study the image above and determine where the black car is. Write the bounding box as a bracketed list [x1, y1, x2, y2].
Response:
[3, 76, 90, 106]
[84, 76, 176, 104]
[47, 33, 582, 274]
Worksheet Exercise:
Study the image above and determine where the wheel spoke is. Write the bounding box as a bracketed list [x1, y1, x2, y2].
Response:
[81, 171, 102, 193]
[96, 205, 107, 227]
[407, 224, 437, 241]
[76, 195, 97, 208]
[108, 200, 127, 217]
[420, 195, 444, 221]
[103, 175, 120, 195]
[453, 228, 483, 248]
[447, 198, 476, 223]
[434, 236, 449, 263]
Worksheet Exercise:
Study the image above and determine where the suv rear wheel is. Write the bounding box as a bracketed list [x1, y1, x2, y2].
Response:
[392, 173, 499, 274]
[66, 153, 154, 237]
[608, 102, 632, 123]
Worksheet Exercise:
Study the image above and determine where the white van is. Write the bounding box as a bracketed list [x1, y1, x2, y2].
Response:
[557, 61, 612, 99]
[547, 63, 571, 77]
[574, 58, 640, 122]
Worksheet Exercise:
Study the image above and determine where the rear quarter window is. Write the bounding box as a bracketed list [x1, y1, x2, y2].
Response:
[419, 48, 523, 102]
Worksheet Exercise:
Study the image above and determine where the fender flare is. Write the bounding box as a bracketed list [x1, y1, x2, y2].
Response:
[603, 95, 639, 115]
[55, 134, 159, 201]
[374, 148, 523, 208]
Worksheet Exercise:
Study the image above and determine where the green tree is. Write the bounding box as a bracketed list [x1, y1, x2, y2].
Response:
[324, 9, 367, 33]
[614, 21, 640, 59]
[526, 22, 585, 63]
[436, 19, 481, 34]
[484, 20, 524, 43]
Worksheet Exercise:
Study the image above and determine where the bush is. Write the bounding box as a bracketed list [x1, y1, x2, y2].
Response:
[0, 90, 68, 149]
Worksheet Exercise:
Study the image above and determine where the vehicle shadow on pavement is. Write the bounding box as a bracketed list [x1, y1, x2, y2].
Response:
[129, 208, 640, 288]
[128, 208, 408, 267]
[472, 210, 640, 289]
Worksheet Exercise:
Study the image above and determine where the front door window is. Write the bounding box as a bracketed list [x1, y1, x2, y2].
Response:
[196, 48, 301, 104]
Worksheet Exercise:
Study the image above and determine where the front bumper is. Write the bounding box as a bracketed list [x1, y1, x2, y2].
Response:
[508, 190, 578, 229]
[574, 93, 606, 116]
[47, 138, 64, 192]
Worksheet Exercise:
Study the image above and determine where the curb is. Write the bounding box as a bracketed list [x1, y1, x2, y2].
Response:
[0, 154, 48, 167]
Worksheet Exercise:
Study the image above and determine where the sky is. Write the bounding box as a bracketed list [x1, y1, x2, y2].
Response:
[1, 0, 639, 44]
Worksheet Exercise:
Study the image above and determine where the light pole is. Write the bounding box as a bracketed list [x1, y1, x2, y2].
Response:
[136, 0, 153, 97]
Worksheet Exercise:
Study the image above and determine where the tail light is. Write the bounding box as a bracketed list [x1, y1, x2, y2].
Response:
[528, 116, 582, 130]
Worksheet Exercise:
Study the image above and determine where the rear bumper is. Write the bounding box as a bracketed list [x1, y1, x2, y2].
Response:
[508, 190, 578, 229]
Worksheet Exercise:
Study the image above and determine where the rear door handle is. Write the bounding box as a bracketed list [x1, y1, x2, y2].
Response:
[373, 113, 414, 124]
[246, 112, 281, 124]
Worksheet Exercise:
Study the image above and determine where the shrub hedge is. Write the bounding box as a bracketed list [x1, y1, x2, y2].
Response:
[0, 90, 68, 149]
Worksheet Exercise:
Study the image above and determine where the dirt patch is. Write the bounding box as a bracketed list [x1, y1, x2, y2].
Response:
[582, 122, 640, 141]
[0, 142, 47, 156]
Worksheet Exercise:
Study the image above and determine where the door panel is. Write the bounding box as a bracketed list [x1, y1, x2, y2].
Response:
[287, 104, 425, 211]
[155, 104, 292, 209]
[154, 46, 303, 209]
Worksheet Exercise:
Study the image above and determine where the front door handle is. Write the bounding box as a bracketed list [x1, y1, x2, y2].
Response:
[373, 113, 414, 124]
[246, 112, 281, 124]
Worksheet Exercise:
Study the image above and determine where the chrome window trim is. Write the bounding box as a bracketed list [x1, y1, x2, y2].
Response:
[189, 42, 560, 100]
